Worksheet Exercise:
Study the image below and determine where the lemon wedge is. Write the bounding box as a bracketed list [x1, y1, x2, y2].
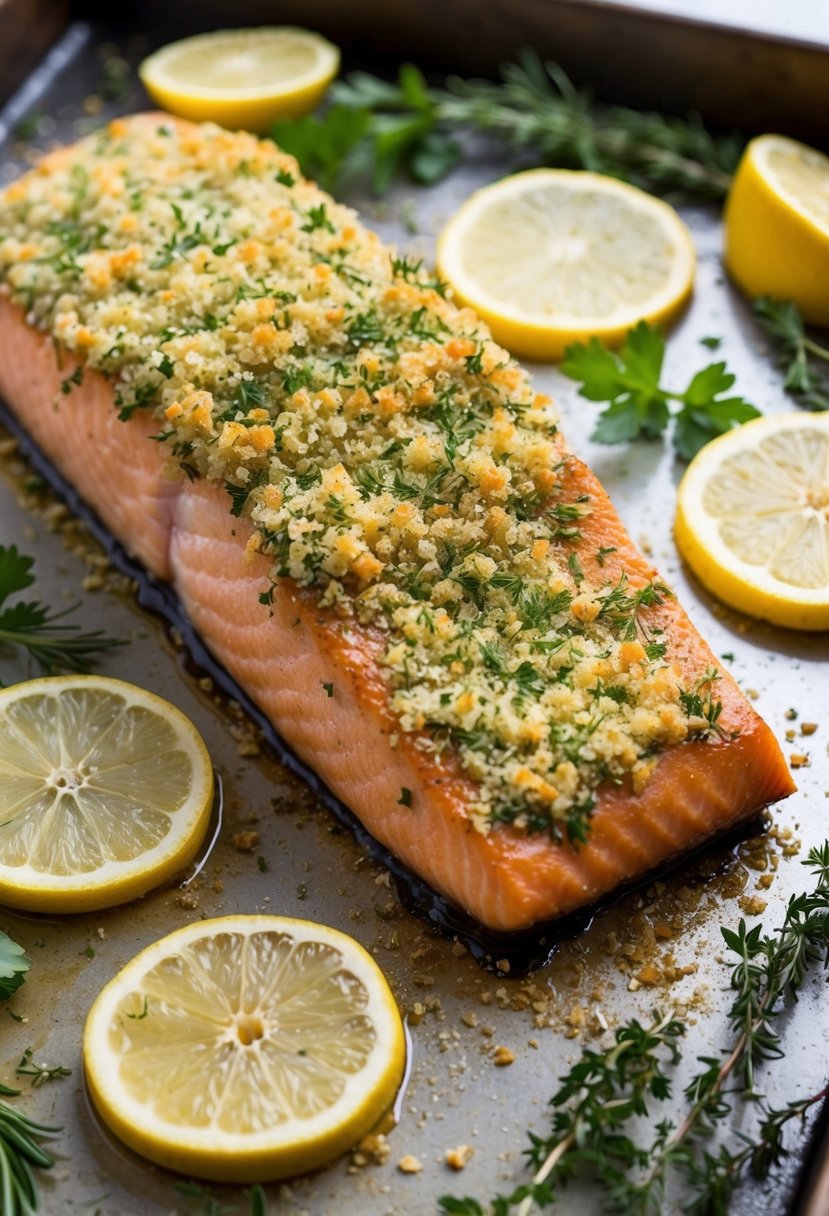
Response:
[436, 168, 695, 360]
[0, 676, 213, 912]
[139, 28, 340, 131]
[724, 135, 829, 326]
[83, 916, 406, 1182]
[675, 413, 829, 631]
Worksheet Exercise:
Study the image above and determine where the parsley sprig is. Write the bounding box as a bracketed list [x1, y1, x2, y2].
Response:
[560, 321, 760, 459]
[0, 932, 29, 1002]
[297, 54, 741, 201]
[753, 297, 829, 412]
[0, 544, 123, 680]
[440, 842, 829, 1214]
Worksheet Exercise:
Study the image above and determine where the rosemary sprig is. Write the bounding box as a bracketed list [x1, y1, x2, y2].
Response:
[317, 54, 742, 201]
[753, 297, 829, 412]
[0, 544, 124, 680]
[0, 1091, 60, 1216]
[439, 842, 829, 1214]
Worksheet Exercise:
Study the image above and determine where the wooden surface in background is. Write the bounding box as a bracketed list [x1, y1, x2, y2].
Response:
[0, 0, 69, 106]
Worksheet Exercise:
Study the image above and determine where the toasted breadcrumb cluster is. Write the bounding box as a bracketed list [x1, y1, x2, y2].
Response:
[0, 117, 709, 837]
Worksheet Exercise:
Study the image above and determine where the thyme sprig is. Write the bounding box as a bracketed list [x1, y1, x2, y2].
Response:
[753, 297, 829, 412]
[320, 55, 742, 202]
[0, 1090, 60, 1216]
[15, 1049, 72, 1089]
[440, 843, 829, 1215]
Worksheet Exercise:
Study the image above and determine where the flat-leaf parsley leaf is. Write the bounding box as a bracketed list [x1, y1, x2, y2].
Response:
[561, 321, 759, 458]
[0, 932, 29, 1001]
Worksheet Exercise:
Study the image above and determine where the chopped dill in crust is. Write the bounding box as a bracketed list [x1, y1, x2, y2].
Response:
[0, 116, 718, 837]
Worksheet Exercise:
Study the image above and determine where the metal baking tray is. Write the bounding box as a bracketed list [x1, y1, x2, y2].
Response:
[1, 18, 829, 1216]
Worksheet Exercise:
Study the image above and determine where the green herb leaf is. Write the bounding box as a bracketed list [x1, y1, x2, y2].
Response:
[0, 1093, 60, 1215]
[249, 1183, 268, 1216]
[562, 322, 670, 445]
[753, 296, 829, 411]
[439, 840, 829, 1215]
[15, 1047, 72, 1088]
[674, 361, 760, 458]
[0, 932, 29, 1001]
[271, 105, 372, 192]
[561, 322, 758, 458]
[0, 545, 124, 678]
[332, 52, 740, 201]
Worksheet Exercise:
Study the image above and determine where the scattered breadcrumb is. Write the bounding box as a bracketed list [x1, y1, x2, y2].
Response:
[445, 1145, 474, 1171]
[231, 830, 260, 851]
[397, 1154, 423, 1174]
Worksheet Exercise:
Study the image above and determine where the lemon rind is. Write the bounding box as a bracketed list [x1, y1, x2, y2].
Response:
[675, 413, 829, 632]
[436, 168, 696, 357]
[751, 134, 829, 242]
[83, 915, 406, 1182]
[139, 28, 340, 102]
[0, 675, 214, 911]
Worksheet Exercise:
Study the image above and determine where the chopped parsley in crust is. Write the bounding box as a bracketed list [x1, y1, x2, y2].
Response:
[0, 117, 716, 838]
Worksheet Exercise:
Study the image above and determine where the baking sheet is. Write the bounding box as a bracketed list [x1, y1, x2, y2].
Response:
[1, 22, 828, 1216]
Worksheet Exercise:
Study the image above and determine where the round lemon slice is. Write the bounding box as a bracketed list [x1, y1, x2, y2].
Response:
[83, 916, 406, 1182]
[724, 135, 829, 326]
[675, 412, 829, 631]
[139, 28, 340, 131]
[436, 168, 695, 360]
[0, 676, 213, 912]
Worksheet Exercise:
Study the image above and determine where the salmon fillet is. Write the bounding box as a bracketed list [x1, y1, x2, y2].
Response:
[0, 116, 794, 932]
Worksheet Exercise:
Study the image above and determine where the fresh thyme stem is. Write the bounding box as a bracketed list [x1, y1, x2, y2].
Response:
[802, 335, 829, 362]
[439, 844, 829, 1216]
[752, 297, 829, 412]
[309, 53, 745, 203]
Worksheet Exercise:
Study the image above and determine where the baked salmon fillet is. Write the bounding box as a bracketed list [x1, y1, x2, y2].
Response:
[0, 114, 794, 931]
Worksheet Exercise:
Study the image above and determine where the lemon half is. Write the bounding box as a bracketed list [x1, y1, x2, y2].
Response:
[724, 135, 829, 326]
[139, 28, 340, 131]
[83, 916, 406, 1182]
[436, 168, 695, 360]
[675, 412, 829, 631]
[0, 676, 213, 912]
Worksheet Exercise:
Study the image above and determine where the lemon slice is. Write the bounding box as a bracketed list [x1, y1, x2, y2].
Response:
[83, 915, 406, 1182]
[0, 676, 213, 912]
[724, 135, 829, 326]
[139, 28, 340, 131]
[675, 413, 829, 631]
[436, 168, 695, 360]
